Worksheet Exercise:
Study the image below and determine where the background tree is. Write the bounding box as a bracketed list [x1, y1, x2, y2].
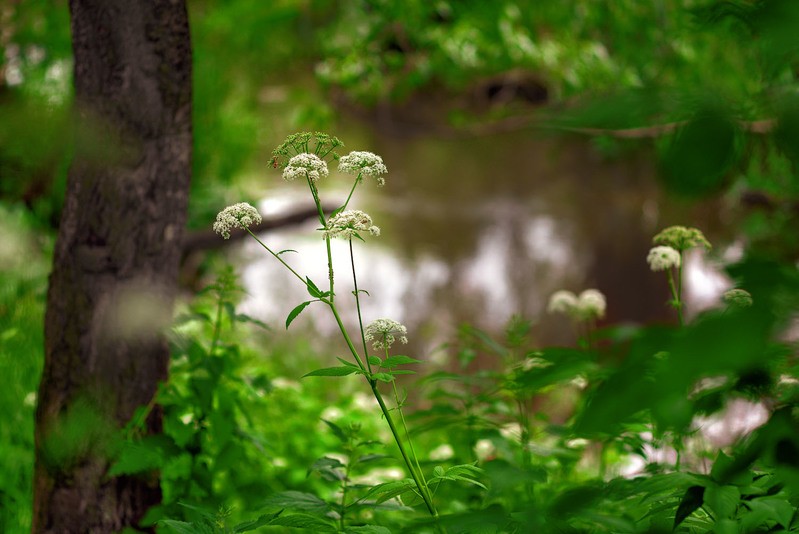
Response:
[32, 0, 191, 531]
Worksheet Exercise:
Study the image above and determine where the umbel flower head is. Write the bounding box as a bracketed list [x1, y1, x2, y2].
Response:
[213, 202, 262, 239]
[282, 153, 329, 182]
[364, 318, 408, 350]
[323, 210, 380, 240]
[647, 245, 681, 271]
[271, 132, 343, 168]
[577, 289, 606, 320]
[723, 288, 753, 309]
[653, 225, 711, 252]
[547, 289, 606, 321]
[547, 290, 579, 315]
[338, 151, 388, 186]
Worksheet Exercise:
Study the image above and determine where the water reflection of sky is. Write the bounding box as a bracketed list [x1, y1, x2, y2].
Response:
[237, 134, 739, 357]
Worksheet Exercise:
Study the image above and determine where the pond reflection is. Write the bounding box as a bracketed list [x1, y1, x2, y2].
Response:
[238, 129, 737, 357]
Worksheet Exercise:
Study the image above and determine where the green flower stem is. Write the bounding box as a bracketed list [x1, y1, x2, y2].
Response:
[349, 241, 372, 374]
[245, 229, 307, 286]
[340, 174, 361, 212]
[339, 455, 353, 531]
[667, 268, 683, 326]
[306, 178, 336, 302]
[325, 302, 369, 374]
[368, 379, 439, 519]
[324, 302, 438, 518]
[387, 349, 430, 500]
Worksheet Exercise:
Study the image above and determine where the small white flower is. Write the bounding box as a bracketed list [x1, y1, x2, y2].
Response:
[282, 153, 329, 182]
[429, 443, 455, 461]
[547, 290, 578, 315]
[338, 151, 388, 185]
[647, 245, 681, 271]
[473, 439, 496, 461]
[364, 318, 408, 350]
[323, 210, 380, 240]
[577, 289, 606, 320]
[213, 202, 262, 239]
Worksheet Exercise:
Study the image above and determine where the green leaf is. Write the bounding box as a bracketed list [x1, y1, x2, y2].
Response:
[303, 366, 361, 378]
[429, 463, 487, 490]
[354, 453, 391, 465]
[673, 485, 705, 529]
[382, 355, 422, 368]
[260, 491, 330, 514]
[108, 436, 169, 476]
[159, 520, 213, 534]
[360, 479, 418, 504]
[336, 357, 359, 367]
[321, 420, 348, 443]
[372, 372, 395, 382]
[368, 355, 382, 366]
[233, 512, 282, 533]
[286, 301, 312, 329]
[269, 513, 337, 531]
[277, 249, 298, 256]
[345, 526, 392, 534]
[305, 277, 323, 298]
[704, 483, 740, 519]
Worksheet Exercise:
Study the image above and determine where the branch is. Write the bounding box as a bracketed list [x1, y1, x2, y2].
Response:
[181, 203, 336, 256]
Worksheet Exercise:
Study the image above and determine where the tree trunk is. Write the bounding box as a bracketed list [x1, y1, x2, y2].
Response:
[33, 0, 191, 532]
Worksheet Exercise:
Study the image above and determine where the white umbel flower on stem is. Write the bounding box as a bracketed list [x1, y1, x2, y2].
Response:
[338, 151, 388, 185]
[548, 290, 578, 315]
[282, 153, 329, 182]
[364, 318, 408, 350]
[647, 245, 681, 272]
[577, 289, 606, 320]
[213, 202, 262, 239]
[323, 210, 380, 240]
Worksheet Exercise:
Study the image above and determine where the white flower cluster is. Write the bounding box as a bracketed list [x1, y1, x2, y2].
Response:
[364, 318, 408, 350]
[282, 153, 329, 182]
[323, 210, 380, 240]
[212, 202, 262, 239]
[338, 151, 388, 185]
[547, 289, 606, 321]
[647, 245, 681, 272]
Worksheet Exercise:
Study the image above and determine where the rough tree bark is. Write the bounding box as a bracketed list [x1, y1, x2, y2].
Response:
[33, 1, 191, 532]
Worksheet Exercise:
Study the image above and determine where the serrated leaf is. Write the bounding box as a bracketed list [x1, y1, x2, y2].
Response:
[260, 491, 330, 514]
[382, 355, 423, 368]
[360, 479, 418, 504]
[429, 463, 487, 490]
[286, 301, 312, 329]
[368, 355, 382, 366]
[303, 366, 361, 378]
